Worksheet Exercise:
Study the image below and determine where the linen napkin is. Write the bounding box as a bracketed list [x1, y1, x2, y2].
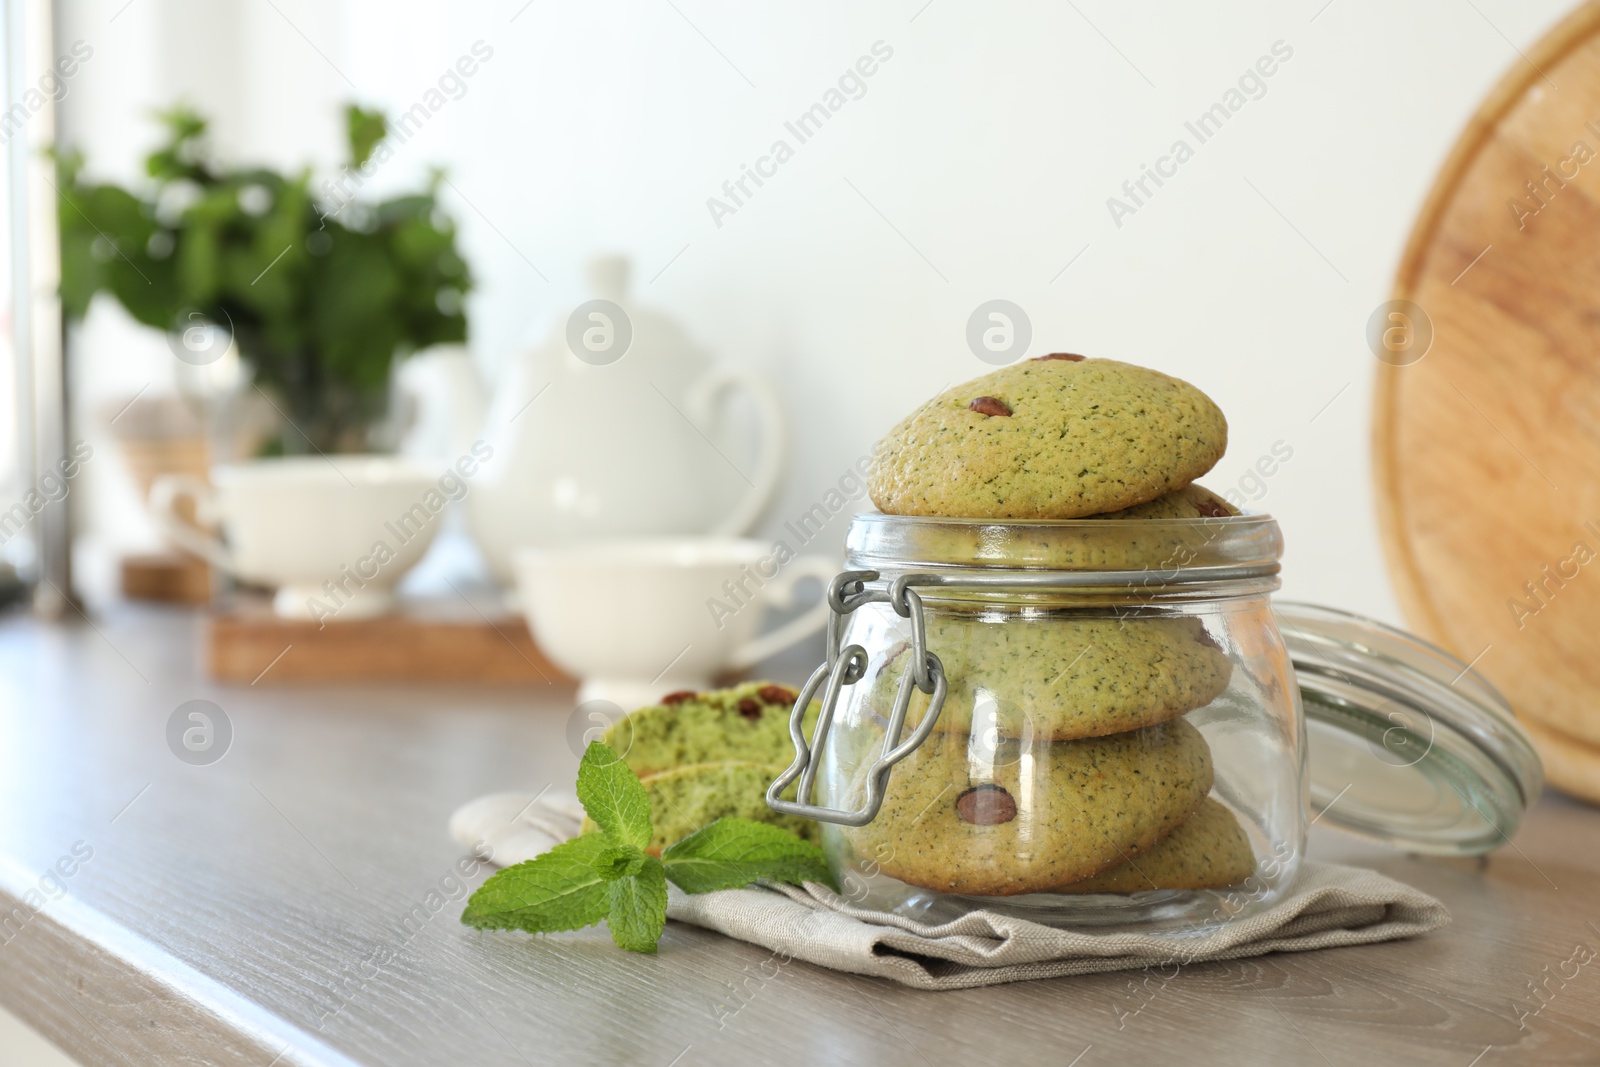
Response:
[449, 791, 1450, 990]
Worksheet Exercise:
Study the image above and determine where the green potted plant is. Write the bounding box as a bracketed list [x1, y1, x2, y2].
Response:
[55, 104, 472, 454]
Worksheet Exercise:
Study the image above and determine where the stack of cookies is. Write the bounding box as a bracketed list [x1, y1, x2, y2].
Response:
[852, 354, 1255, 896]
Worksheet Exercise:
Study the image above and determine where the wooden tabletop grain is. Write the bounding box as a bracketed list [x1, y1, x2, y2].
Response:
[1, 606, 1597, 1067]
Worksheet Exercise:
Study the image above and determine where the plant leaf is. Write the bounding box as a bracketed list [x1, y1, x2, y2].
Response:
[593, 844, 646, 882]
[661, 818, 835, 894]
[605, 856, 668, 953]
[576, 742, 652, 851]
[345, 104, 387, 168]
[460, 833, 611, 934]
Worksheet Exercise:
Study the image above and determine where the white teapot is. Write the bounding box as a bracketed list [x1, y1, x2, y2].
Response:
[467, 256, 786, 582]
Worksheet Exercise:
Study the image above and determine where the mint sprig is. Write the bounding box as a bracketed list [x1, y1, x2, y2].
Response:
[461, 741, 834, 953]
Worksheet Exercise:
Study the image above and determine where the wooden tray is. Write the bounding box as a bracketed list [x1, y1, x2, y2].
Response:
[205, 596, 568, 686]
[121, 552, 212, 605]
[1375, 1, 1600, 801]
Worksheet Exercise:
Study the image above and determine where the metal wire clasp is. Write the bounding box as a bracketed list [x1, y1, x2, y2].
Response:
[766, 569, 947, 827]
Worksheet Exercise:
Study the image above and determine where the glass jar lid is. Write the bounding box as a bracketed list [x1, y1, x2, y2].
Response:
[1277, 602, 1542, 856]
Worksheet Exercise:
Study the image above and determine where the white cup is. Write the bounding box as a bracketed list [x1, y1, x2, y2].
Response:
[150, 456, 449, 620]
[512, 537, 837, 708]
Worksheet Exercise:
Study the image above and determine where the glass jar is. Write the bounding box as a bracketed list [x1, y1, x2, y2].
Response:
[768, 512, 1541, 933]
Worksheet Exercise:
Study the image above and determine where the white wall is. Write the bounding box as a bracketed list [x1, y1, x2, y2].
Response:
[56, 0, 1577, 621]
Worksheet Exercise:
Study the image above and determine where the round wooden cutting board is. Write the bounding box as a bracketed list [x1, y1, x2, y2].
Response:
[1376, 1, 1600, 802]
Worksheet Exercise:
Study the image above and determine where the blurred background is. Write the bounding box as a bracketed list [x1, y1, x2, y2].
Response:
[0, 0, 1573, 619]
[2, 1, 1592, 1061]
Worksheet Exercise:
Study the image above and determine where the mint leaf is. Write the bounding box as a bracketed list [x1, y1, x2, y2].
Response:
[605, 855, 668, 953]
[593, 844, 646, 882]
[460, 833, 611, 934]
[662, 818, 836, 894]
[576, 742, 652, 851]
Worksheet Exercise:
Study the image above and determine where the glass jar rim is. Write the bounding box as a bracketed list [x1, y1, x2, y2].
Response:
[844, 511, 1283, 584]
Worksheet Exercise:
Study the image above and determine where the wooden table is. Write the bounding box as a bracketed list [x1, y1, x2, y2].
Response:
[1, 607, 1597, 1066]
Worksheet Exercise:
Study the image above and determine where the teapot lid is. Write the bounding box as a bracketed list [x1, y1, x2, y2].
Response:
[1278, 601, 1543, 856]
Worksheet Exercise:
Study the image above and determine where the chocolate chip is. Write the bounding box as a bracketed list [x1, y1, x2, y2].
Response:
[737, 697, 763, 720]
[1196, 496, 1232, 518]
[660, 690, 697, 705]
[968, 396, 1012, 417]
[757, 684, 797, 705]
[955, 784, 1017, 825]
[1033, 352, 1085, 362]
